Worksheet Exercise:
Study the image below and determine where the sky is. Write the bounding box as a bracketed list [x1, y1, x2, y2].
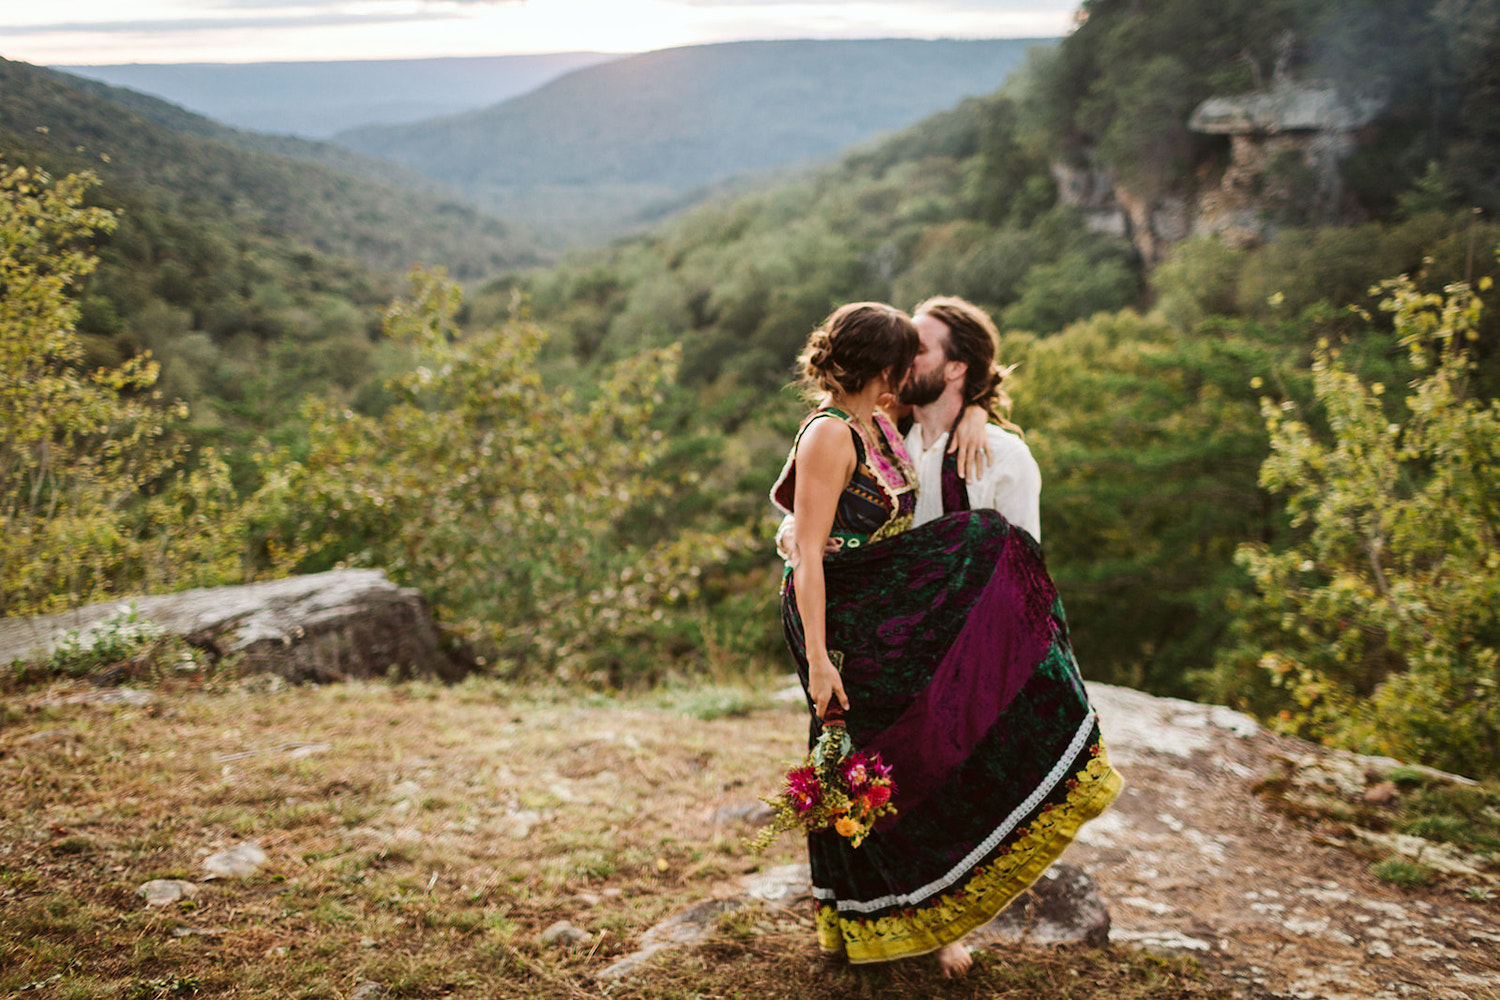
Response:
[5, 0, 1079, 66]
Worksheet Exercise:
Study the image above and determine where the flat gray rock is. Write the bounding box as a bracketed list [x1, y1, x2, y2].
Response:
[596, 898, 748, 981]
[0, 569, 463, 683]
[138, 879, 198, 907]
[203, 841, 267, 878]
[968, 862, 1111, 948]
[711, 800, 775, 826]
[742, 863, 812, 905]
[538, 920, 591, 947]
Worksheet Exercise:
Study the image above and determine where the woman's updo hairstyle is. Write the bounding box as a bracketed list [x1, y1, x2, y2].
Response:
[797, 302, 919, 401]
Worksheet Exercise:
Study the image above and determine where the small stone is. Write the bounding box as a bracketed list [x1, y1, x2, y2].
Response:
[138, 879, 198, 907]
[204, 841, 267, 878]
[389, 780, 421, 801]
[171, 926, 221, 938]
[17, 730, 78, 746]
[500, 809, 544, 839]
[349, 982, 386, 1000]
[711, 800, 775, 826]
[539, 920, 590, 947]
[1363, 781, 1399, 805]
[743, 863, 812, 904]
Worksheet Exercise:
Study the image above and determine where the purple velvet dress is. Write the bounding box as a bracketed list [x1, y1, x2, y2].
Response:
[770, 408, 1121, 964]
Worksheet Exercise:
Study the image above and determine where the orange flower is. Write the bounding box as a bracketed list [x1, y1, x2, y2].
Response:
[835, 816, 861, 838]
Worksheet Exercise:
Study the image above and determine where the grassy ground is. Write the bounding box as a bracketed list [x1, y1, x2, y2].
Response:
[0, 673, 1228, 999]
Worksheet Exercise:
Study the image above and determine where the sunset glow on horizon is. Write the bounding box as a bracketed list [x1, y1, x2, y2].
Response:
[6, 1, 1076, 66]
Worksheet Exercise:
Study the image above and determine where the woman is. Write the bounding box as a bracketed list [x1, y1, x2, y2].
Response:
[770, 302, 1121, 975]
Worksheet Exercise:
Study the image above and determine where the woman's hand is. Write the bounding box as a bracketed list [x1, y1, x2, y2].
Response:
[808, 653, 849, 720]
[948, 404, 994, 481]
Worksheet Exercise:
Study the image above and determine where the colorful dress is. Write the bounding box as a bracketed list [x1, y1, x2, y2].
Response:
[770, 407, 1122, 965]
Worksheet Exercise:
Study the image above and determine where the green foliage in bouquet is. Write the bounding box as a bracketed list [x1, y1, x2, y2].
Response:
[749, 717, 897, 852]
[1213, 262, 1500, 779]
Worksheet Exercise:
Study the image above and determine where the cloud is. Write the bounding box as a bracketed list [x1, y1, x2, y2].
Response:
[1, 0, 529, 35]
[3, 14, 450, 35]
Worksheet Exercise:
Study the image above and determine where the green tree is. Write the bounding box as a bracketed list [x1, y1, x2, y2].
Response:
[1010, 308, 1302, 694]
[257, 269, 756, 681]
[1, 166, 148, 614]
[0, 166, 253, 614]
[1214, 271, 1500, 778]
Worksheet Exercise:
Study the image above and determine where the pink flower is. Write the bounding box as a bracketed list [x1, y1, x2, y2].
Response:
[842, 756, 869, 790]
[783, 765, 822, 815]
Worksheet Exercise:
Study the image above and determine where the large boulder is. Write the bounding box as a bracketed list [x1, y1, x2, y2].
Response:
[0, 569, 464, 683]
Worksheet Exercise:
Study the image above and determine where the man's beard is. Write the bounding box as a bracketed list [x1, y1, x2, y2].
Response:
[899, 368, 947, 407]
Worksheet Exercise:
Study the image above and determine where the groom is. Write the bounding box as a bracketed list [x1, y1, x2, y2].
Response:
[896, 295, 1041, 540]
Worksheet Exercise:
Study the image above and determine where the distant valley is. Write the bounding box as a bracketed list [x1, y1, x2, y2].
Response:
[58, 53, 618, 137]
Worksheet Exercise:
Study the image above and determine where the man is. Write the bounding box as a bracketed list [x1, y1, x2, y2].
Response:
[899, 295, 1040, 539]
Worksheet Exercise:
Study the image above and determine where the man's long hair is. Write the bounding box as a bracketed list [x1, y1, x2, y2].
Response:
[912, 296, 1022, 435]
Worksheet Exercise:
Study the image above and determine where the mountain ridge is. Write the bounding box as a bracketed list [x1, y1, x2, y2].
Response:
[55, 52, 619, 137]
[334, 38, 1052, 242]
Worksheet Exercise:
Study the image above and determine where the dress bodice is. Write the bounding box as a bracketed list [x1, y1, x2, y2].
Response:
[771, 407, 916, 551]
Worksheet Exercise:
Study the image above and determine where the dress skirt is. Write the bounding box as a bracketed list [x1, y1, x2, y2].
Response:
[781, 509, 1122, 964]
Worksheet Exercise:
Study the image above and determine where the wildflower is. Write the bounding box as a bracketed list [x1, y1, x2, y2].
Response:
[784, 765, 822, 815]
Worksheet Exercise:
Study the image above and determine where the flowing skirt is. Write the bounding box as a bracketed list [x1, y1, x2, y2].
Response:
[781, 509, 1121, 964]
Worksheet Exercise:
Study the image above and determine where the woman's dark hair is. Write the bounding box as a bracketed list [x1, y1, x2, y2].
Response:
[912, 295, 1021, 433]
[797, 302, 918, 400]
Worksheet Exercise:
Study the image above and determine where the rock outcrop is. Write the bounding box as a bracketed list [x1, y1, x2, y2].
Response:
[1188, 83, 1385, 246]
[0, 569, 463, 683]
[1053, 32, 1387, 267]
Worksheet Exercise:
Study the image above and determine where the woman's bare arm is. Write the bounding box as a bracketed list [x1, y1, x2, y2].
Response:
[948, 404, 994, 481]
[790, 417, 855, 720]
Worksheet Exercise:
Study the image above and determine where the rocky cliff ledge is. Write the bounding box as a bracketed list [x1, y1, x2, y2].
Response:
[1073, 684, 1497, 1000]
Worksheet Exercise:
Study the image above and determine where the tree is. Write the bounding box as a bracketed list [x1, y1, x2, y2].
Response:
[0, 166, 252, 615]
[1010, 308, 1301, 695]
[1214, 269, 1500, 778]
[256, 269, 755, 681]
[2, 166, 148, 614]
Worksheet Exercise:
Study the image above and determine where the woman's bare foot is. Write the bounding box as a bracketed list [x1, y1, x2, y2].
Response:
[936, 941, 972, 978]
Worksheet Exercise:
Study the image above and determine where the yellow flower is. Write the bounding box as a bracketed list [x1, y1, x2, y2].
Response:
[835, 816, 861, 839]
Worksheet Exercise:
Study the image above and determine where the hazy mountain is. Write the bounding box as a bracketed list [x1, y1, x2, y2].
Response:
[1, 58, 535, 278]
[56, 53, 619, 138]
[334, 38, 1051, 243]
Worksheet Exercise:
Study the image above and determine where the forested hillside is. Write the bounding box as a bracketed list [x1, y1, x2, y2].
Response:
[335, 39, 1047, 241]
[0, 57, 534, 457]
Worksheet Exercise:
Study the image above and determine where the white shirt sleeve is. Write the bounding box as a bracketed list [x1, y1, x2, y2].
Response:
[969, 426, 1042, 542]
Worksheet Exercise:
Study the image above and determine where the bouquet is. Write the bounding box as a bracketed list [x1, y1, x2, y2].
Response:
[749, 708, 897, 851]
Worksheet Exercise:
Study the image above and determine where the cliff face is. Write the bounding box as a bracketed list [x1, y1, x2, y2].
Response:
[1055, 84, 1386, 266]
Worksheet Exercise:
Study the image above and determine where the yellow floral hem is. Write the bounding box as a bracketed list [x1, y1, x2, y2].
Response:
[817, 741, 1123, 964]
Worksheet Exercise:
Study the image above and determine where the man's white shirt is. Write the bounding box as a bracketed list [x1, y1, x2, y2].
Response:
[904, 422, 1042, 541]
